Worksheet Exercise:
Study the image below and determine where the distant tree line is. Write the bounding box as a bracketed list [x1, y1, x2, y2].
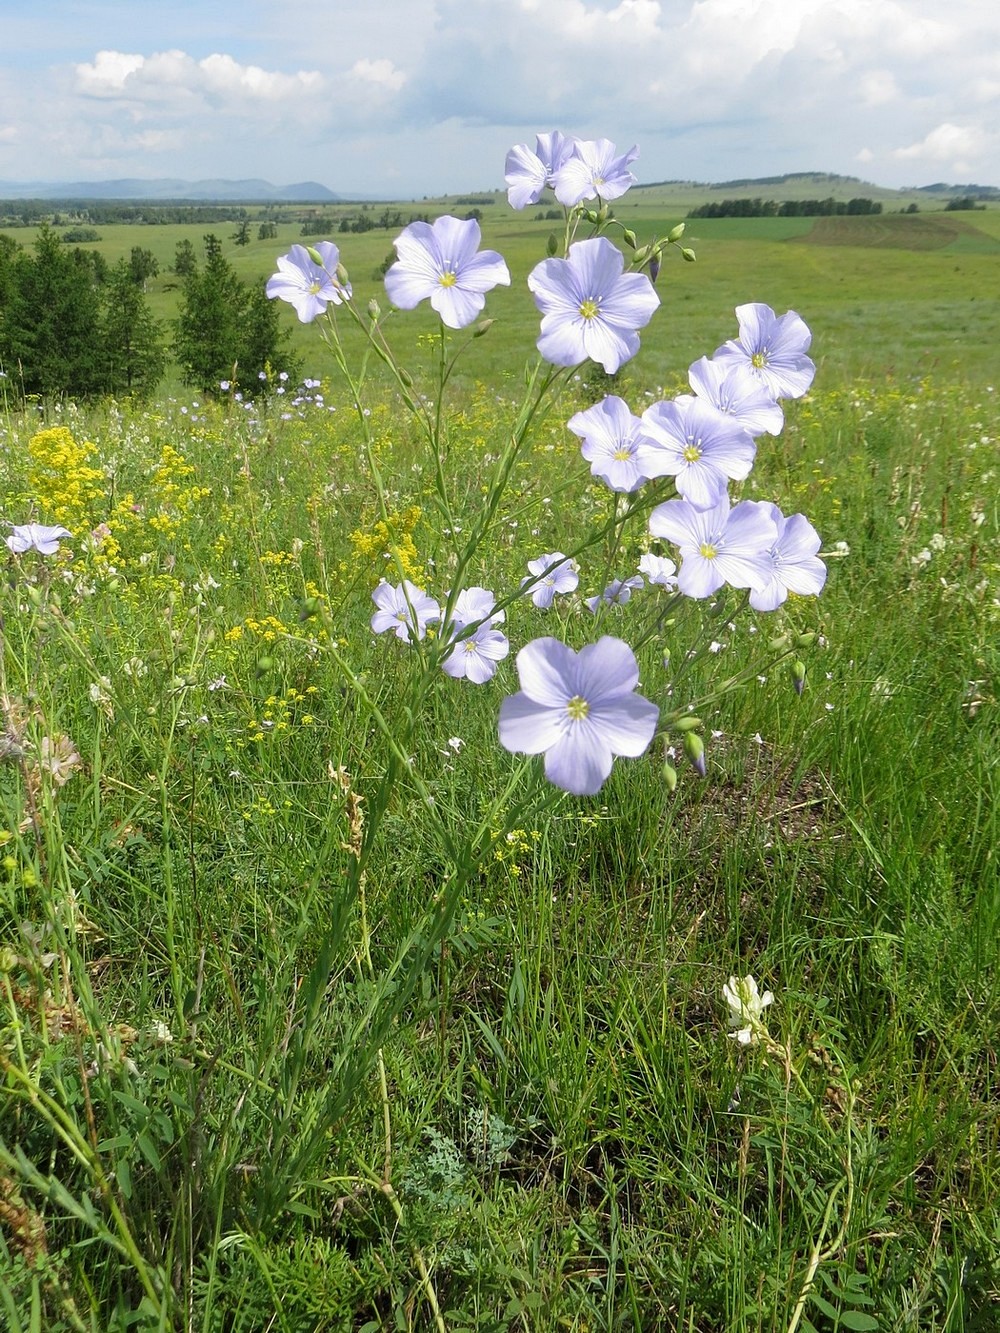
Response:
[944, 196, 988, 211]
[687, 197, 883, 218]
[0, 230, 297, 401]
[0, 201, 260, 227]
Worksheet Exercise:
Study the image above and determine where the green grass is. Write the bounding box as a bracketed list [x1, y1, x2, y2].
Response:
[4, 203, 1000, 391]
[0, 216, 998, 1331]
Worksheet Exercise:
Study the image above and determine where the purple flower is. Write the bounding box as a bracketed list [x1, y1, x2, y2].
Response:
[442, 621, 510, 683]
[712, 304, 816, 400]
[7, 523, 72, 556]
[638, 553, 678, 588]
[585, 576, 644, 613]
[505, 131, 576, 209]
[647, 495, 778, 599]
[528, 237, 659, 374]
[499, 636, 659, 796]
[370, 580, 440, 641]
[522, 552, 579, 608]
[686, 357, 785, 437]
[266, 242, 351, 323]
[746, 503, 827, 611]
[567, 395, 653, 493]
[635, 397, 756, 510]
[447, 585, 505, 627]
[440, 585, 509, 682]
[553, 138, 639, 207]
[384, 216, 510, 329]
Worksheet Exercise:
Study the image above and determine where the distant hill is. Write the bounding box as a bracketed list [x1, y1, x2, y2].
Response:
[630, 172, 995, 209]
[0, 178, 341, 202]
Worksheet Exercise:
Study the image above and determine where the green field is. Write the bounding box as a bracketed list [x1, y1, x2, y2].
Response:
[4, 200, 1000, 390]
[1, 194, 998, 1331]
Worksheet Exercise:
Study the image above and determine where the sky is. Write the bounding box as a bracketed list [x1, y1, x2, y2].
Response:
[1, 0, 998, 196]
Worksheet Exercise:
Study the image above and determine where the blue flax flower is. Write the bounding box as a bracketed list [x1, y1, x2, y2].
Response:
[505, 131, 576, 209]
[648, 495, 778, 599]
[266, 242, 351, 322]
[746, 502, 827, 611]
[528, 238, 659, 374]
[635, 396, 756, 511]
[370, 580, 440, 641]
[499, 636, 659, 796]
[7, 523, 72, 555]
[440, 586, 509, 683]
[567, 395, 653, 493]
[712, 303, 816, 400]
[585, 577, 644, 613]
[384, 216, 510, 329]
[522, 553, 579, 608]
[553, 138, 639, 207]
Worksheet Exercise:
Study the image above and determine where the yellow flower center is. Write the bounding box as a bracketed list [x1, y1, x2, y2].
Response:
[613, 446, 632, 460]
[751, 351, 768, 368]
[439, 270, 458, 287]
[683, 442, 702, 462]
[699, 542, 718, 560]
[566, 695, 590, 721]
[308, 281, 322, 294]
[579, 298, 600, 321]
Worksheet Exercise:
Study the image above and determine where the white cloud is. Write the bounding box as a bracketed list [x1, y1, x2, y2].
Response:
[2, 2, 999, 193]
[349, 58, 406, 92]
[74, 49, 324, 104]
[893, 122, 991, 163]
[858, 70, 898, 107]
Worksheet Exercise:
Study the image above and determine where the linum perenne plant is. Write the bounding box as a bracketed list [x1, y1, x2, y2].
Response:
[258, 128, 830, 1303]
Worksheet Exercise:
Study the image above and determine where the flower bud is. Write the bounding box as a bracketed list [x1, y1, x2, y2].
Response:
[681, 247, 696, 263]
[298, 596, 322, 622]
[335, 262, 350, 288]
[795, 631, 816, 648]
[632, 244, 652, 266]
[306, 246, 325, 266]
[791, 660, 806, 696]
[473, 319, 495, 338]
[648, 253, 661, 284]
[662, 761, 678, 793]
[675, 715, 702, 733]
[623, 228, 637, 249]
[683, 730, 706, 777]
[367, 298, 381, 321]
[667, 222, 686, 243]
[768, 633, 790, 653]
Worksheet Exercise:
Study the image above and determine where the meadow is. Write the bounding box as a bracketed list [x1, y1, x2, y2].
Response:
[0, 195, 998, 1332]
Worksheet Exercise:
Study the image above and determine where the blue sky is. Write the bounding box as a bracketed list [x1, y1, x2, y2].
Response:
[1, 0, 997, 195]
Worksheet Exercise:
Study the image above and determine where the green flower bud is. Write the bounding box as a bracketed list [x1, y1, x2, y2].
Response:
[367, 298, 381, 321]
[298, 596, 322, 622]
[681, 247, 696, 263]
[683, 730, 706, 777]
[675, 715, 702, 732]
[473, 319, 495, 337]
[667, 222, 686, 242]
[335, 262, 350, 287]
[256, 656, 275, 676]
[791, 660, 807, 696]
[795, 631, 816, 648]
[768, 633, 791, 653]
[662, 761, 678, 793]
[632, 244, 653, 265]
[306, 246, 325, 266]
[623, 228, 637, 248]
